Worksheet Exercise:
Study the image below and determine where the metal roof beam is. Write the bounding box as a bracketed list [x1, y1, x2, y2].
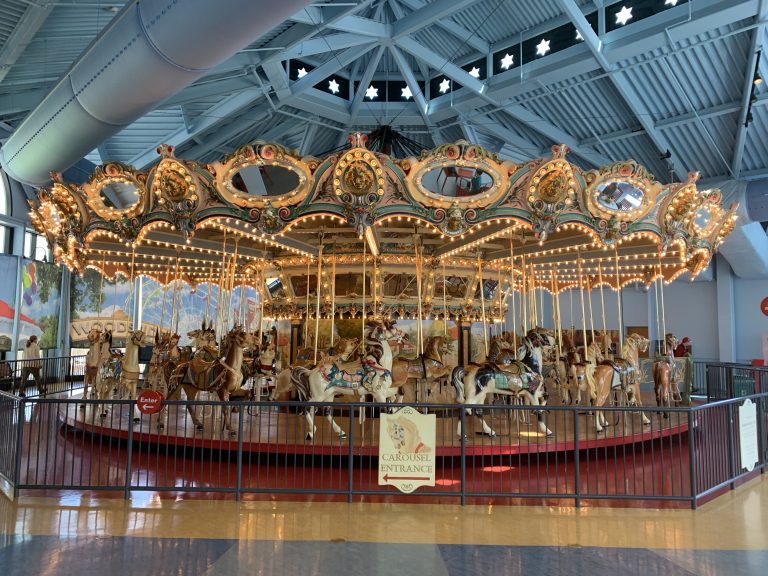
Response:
[0, 3, 55, 84]
[392, 0, 477, 39]
[396, 0, 490, 54]
[348, 45, 386, 125]
[396, 36, 488, 95]
[389, 45, 433, 129]
[472, 119, 541, 160]
[557, 0, 688, 180]
[282, 33, 380, 60]
[290, 44, 378, 98]
[730, 1, 768, 177]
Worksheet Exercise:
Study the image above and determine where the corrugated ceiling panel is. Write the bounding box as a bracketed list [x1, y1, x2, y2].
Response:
[661, 114, 738, 179]
[0, 1, 28, 51]
[742, 112, 768, 174]
[599, 133, 668, 181]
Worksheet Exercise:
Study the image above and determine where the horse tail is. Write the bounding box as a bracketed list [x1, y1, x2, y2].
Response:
[451, 366, 466, 403]
[291, 367, 311, 402]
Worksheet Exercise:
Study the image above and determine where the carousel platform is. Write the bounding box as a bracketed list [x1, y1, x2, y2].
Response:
[56, 392, 689, 459]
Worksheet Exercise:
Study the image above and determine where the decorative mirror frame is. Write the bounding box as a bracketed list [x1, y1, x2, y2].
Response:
[211, 141, 313, 209]
[81, 162, 148, 221]
[403, 141, 512, 209]
[584, 160, 661, 222]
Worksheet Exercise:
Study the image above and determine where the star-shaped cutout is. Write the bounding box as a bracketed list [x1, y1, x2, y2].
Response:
[296, 67, 307, 79]
[615, 5, 633, 26]
[536, 38, 550, 57]
[328, 79, 339, 94]
[438, 78, 450, 94]
[500, 53, 514, 70]
[365, 85, 378, 99]
[576, 30, 583, 41]
[665, 0, 678, 6]
[468, 66, 481, 79]
[401, 86, 413, 100]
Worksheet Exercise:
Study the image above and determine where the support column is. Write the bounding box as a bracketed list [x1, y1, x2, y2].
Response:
[57, 269, 71, 357]
[715, 254, 735, 362]
[458, 319, 471, 367]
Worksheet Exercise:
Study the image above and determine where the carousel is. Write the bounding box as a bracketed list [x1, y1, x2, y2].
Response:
[29, 130, 737, 451]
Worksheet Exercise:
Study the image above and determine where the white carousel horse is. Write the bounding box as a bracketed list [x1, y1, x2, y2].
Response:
[119, 329, 144, 421]
[451, 328, 553, 438]
[591, 333, 651, 433]
[166, 327, 251, 436]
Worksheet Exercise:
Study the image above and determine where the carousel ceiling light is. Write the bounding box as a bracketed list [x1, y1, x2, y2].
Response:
[365, 85, 379, 99]
[468, 66, 481, 78]
[328, 79, 340, 94]
[438, 78, 451, 94]
[536, 39, 551, 56]
[401, 86, 413, 99]
[576, 30, 584, 41]
[665, 0, 678, 5]
[616, 6, 633, 25]
[500, 53, 514, 69]
[297, 67, 308, 79]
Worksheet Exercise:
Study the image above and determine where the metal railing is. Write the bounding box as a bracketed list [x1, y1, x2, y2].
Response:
[704, 362, 768, 401]
[0, 355, 86, 397]
[2, 387, 765, 507]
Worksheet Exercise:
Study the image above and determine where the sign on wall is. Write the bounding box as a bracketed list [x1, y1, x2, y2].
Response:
[738, 398, 758, 472]
[761, 297, 768, 317]
[378, 407, 436, 493]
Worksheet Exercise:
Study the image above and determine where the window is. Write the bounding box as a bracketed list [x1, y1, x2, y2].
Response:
[24, 230, 50, 262]
[0, 171, 9, 216]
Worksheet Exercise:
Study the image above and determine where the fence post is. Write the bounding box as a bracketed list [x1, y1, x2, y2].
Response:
[236, 406, 244, 501]
[13, 397, 25, 499]
[347, 403, 355, 504]
[460, 407, 466, 506]
[124, 403, 134, 500]
[573, 408, 580, 508]
[727, 402, 736, 490]
[688, 409, 697, 509]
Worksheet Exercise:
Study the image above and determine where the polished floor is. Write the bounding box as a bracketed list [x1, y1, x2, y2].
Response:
[1, 476, 766, 575]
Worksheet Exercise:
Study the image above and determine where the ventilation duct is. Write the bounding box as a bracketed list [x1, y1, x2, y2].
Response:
[715, 179, 768, 279]
[0, 0, 313, 185]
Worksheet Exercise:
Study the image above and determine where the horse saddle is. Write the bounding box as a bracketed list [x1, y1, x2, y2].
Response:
[320, 363, 365, 390]
[601, 357, 634, 389]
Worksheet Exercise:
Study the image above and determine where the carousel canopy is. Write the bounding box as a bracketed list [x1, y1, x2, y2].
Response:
[29, 132, 737, 320]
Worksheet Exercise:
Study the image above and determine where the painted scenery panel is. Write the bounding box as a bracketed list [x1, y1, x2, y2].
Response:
[19, 259, 60, 350]
[0, 255, 17, 352]
[70, 269, 132, 347]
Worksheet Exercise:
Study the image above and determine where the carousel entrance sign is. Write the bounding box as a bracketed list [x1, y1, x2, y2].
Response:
[136, 389, 164, 415]
[738, 398, 758, 472]
[378, 407, 436, 493]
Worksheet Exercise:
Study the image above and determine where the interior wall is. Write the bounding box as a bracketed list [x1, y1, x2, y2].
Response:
[733, 278, 768, 363]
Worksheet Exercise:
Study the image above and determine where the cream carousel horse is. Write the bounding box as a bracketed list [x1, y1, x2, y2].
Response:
[83, 327, 111, 404]
[563, 338, 604, 405]
[652, 333, 684, 413]
[166, 326, 252, 436]
[450, 328, 553, 438]
[145, 330, 180, 397]
[118, 329, 144, 421]
[591, 333, 651, 433]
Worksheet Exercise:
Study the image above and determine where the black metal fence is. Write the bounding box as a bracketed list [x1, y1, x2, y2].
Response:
[1, 384, 765, 507]
[704, 362, 768, 401]
[0, 355, 86, 397]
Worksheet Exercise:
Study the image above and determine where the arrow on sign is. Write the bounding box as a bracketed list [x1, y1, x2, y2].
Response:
[383, 474, 431, 481]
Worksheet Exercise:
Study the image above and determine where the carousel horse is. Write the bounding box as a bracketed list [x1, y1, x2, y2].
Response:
[562, 338, 603, 405]
[92, 330, 116, 417]
[83, 326, 108, 403]
[269, 337, 359, 402]
[166, 326, 251, 436]
[450, 327, 553, 438]
[390, 335, 452, 403]
[145, 330, 180, 397]
[118, 329, 144, 421]
[652, 333, 684, 413]
[591, 333, 651, 433]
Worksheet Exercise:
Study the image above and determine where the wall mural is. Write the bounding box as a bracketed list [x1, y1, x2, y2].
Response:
[0, 255, 17, 352]
[69, 269, 132, 347]
[140, 279, 259, 347]
[19, 259, 61, 350]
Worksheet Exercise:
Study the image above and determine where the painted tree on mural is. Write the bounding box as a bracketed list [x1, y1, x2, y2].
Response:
[26, 261, 62, 349]
[69, 268, 109, 320]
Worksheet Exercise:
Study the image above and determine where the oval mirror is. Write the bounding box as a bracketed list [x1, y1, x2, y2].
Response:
[421, 166, 494, 198]
[595, 181, 644, 212]
[99, 182, 141, 210]
[231, 165, 300, 197]
[694, 206, 711, 230]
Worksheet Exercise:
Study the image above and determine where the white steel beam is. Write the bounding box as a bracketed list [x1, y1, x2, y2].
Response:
[0, 3, 55, 84]
[392, 0, 477, 39]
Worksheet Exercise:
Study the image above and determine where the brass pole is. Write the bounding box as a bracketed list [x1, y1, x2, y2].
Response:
[330, 249, 336, 348]
[314, 246, 323, 364]
[615, 245, 623, 352]
[478, 253, 488, 357]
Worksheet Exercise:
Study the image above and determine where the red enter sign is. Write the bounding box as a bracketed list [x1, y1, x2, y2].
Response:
[762, 297, 768, 317]
[136, 390, 164, 415]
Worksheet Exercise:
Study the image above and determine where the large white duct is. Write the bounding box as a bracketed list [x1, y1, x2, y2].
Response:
[0, 0, 313, 185]
[716, 179, 768, 279]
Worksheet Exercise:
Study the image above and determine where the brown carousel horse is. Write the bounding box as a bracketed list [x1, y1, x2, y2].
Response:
[652, 333, 684, 414]
[591, 333, 651, 433]
[166, 326, 252, 436]
[391, 335, 452, 403]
